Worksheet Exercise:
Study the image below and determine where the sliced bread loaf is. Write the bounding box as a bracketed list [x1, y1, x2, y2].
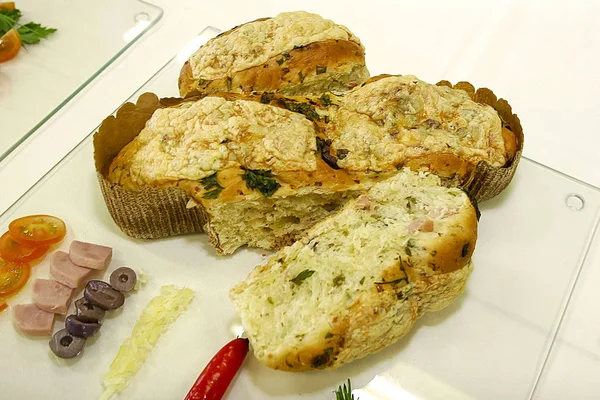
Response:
[230, 170, 478, 371]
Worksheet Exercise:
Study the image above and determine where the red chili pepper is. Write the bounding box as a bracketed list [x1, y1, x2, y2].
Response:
[184, 337, 249, 400]
[0, 302, 7, 313]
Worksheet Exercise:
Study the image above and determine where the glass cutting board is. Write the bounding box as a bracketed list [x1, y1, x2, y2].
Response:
[0, 27, 598, 400]
[0, 0, 162, 161]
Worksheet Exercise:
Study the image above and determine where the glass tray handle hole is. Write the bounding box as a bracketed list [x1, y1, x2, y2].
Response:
[566, 194, 585, 211]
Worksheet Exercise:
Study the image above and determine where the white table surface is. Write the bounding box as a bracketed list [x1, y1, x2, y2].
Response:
[1, 1, 599, 398]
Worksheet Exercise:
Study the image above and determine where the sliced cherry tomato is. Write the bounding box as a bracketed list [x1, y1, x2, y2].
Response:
[0, 231, 49, 262]
[0, 258, 30, 297]
[0, 2, 15, 11]
[8, 215, 66, 247]
[0, 29, 21, 63]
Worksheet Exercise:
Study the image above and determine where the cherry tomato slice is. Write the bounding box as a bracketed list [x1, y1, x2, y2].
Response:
[0, 29, 21, 63]
[0, 2, 15, 11]
[0, 231, 49, 262]
[8, 215, 66, 247]
[0, 258, 30, 297]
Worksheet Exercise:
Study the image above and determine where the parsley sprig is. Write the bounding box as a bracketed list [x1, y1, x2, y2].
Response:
[0, 7, 56, 45]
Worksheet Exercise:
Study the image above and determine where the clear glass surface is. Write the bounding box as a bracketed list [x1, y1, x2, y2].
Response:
[0, 0, 162, 161]
[0, 27, 598, 400]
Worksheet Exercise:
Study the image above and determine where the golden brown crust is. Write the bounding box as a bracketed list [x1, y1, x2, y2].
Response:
[179, 39, 368, 97]
[502, 126, 518, 162]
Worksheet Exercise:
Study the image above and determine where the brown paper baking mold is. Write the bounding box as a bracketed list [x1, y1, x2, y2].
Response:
[94, 93, 205, 239]
[437, 80, 524, 202]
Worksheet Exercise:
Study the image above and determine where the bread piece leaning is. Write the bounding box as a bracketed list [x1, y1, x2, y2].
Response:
[179, 11, 369, 98]
[230, 169, 477, 371]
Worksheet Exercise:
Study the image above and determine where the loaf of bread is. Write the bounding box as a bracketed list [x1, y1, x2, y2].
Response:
[178, 11, 369, 98]
[107, 75, 514, 254]
[230, 170, 477, 371]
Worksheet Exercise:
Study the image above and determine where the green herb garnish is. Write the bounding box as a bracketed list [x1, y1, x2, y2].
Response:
[260, 92, 274, 104]
[200, 172, 223, 199]
[241, 168, 281, 197]
[405, 239, 415, 256]
[336, 149, 349, 160]
[277, 58, 285, 65]
[202, 189, 221, 199]
[290, 269, 315, 285]
[320, 94, 332, 106]
[405, 196, 417, 212]
[0, 8, 56, 45]
[325, 332, 334, 339]
[359, 277, 366, 285]
[283, 101, 321, 121]
[334, 379, 357, 400]
[298, 71, 304, 83]
[333, 274, 345, 287]
[316, 65, 327, 74]
[226, 76, 232, 90]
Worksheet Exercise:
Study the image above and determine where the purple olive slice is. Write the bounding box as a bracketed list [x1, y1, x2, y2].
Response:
[109, 267, 137, 293]
[65, 315, 101, 338]
[74, 297, 105, 323]
[49, 329, 86, 359]
[84, 280, 124, 310]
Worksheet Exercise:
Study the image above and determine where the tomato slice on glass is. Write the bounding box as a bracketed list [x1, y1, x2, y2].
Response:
[0, 258, 30, 297]
[0, 231, 49, 262]
[0, 29, 21, 63]
[8, 215, 66, 247]
[0, 2, 15, 11]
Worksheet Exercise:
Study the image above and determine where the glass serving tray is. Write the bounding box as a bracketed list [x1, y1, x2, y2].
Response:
[0, 27, 599, 400]
[0, 0, 162, 161]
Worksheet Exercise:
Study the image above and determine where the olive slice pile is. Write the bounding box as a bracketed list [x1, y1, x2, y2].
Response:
[49, 268, 137, 359]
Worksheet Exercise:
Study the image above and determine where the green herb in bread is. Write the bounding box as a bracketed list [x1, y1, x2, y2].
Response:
[230, 170, 478, 371]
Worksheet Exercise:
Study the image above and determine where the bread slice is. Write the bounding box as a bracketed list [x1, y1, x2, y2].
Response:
[179, 11, 369, 98]
[230, 170, 478, 371]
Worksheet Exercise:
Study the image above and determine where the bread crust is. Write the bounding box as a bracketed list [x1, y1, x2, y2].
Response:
[180, 39, 369, 98]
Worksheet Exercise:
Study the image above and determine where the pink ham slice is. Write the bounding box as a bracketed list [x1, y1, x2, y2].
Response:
[33, 279, 73, 315]
[69, 241, 112, 270]
[408, 219, 434, 233]
[13, 304, 55, 336]
[50, 251, 93, 289]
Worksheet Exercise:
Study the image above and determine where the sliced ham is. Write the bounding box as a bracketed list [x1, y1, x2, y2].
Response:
[408, 218, 434, 233]
[33, 279, 73, 315]
[50, 251, 93, 289]
[13, 304, 55, 336]
[69, 241, 112, 270]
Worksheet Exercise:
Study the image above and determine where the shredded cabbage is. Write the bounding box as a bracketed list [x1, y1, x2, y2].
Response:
[100, 285, 195, 399]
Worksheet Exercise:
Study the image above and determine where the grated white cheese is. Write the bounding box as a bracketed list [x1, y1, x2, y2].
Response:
[100, 285, 195, 400]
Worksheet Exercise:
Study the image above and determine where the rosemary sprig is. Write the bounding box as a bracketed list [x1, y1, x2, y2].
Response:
[334, 379, 357, 400]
